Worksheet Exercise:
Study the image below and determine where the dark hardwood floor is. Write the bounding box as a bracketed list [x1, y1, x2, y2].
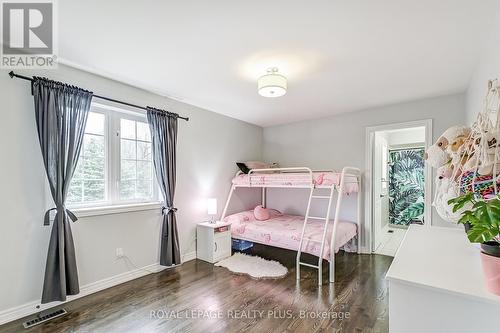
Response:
[0, 245, 392, 333]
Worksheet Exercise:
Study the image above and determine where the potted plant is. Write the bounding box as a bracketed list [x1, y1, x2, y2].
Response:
[448, 193, 500, 295]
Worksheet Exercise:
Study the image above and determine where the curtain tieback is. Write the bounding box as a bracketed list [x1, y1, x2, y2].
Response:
[162, 206, 178, 215]
[43, 207, 78, 226]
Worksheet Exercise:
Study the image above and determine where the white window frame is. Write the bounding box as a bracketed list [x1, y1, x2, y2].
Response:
[58, 101, 162, 218]
[111, 110, 160, 205]
[69, 107, 110, 207]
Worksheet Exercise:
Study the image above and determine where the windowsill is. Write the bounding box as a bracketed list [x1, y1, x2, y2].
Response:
[68, 202, 163, 219]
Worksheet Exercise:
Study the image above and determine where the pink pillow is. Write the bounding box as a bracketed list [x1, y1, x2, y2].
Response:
[254, 205, 270, 221]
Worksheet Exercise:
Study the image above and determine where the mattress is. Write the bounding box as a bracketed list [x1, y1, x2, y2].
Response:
[232, 171, 359, 193]
[224, 210, 357, 260]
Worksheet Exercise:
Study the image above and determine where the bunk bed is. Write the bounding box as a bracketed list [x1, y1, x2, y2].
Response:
[220, 167, 362, 285]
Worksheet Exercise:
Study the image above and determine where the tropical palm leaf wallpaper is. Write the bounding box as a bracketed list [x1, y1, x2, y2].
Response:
[388, 148, 425, 226]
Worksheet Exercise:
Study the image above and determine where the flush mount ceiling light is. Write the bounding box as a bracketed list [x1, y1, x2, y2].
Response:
[258, 67, 287, 97]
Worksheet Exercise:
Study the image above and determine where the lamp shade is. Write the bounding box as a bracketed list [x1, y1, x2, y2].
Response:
[258, 67, 287, 97]
[207, 198, 217, 215]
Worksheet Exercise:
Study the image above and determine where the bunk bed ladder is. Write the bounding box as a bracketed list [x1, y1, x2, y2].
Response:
[296, 185, 335, 286]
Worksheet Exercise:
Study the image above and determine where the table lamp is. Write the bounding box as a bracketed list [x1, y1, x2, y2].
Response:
[207, 198, 217, 224]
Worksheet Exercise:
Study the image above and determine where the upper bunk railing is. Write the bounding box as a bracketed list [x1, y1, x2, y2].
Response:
[247, 167, 314, 188]
[234, 167, 360, 189]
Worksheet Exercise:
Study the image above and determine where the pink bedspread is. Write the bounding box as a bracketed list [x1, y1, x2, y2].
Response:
[224, 210, 357, 260]
[232, 171, 359, 193]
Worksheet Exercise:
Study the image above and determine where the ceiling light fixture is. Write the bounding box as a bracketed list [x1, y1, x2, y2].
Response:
[258, 67, 287, 97]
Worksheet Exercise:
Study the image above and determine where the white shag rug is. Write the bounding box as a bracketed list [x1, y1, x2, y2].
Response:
[215, 253, 288, 279]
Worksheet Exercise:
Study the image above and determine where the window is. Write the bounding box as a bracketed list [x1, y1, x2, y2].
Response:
[67, 104, 159, 209]
[119, 119, 154, 201]
[68, 112, 107, 204]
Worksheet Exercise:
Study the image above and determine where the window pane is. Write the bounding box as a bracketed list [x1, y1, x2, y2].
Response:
[83, 135, 105, 158]
[137, 141, 151, 161]
[121, 119, 136, 139]
[119, 180, 135, 200]
[86, 112, 105, 135]
[83, 180, 105, 202]
[137, 122, 151, 141]
[121, 139, 136, 159]
[68, 111, 107, 206]
[121, 160, 136, 180]
[118, 118, 154, 202]
[82, 157, 105, 180]
[72, 160, 84, 180]
[136, 180, 152, 199]
[137, 161, 152, 180]
[67, 180, 83, 203]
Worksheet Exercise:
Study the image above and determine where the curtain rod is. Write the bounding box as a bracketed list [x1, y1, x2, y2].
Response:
[8, 71, 189, 121]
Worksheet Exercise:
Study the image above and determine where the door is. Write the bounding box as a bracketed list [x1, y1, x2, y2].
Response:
[214, 231, 231, 262]
[373, 133, 390, 252]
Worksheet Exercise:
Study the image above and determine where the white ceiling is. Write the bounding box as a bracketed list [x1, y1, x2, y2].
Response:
[59, 0, 498, 127]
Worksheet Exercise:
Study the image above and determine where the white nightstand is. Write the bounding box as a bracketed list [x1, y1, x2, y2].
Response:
[196, 221, 232, 263]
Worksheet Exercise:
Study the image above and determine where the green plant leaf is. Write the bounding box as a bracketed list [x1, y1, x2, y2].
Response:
[458, 210, 478, 225]
[448, 193, 474, 212]
[486, 198, 500, 222]
[460, 196, 500, 243]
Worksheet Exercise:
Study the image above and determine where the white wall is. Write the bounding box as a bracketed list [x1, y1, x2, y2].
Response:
[466, 1, 500, 123]
[263, 93, 466, 250]
[0, 65, 262, 316]
[387, 127, 425, 147]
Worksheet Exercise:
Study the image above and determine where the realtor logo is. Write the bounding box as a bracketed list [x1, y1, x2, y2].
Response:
[1, 0, 57, 68]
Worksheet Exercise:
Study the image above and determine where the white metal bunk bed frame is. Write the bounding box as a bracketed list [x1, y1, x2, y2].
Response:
[220, 166, 362, 285]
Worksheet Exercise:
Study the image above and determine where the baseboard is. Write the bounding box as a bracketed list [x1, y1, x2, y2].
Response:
[0, 251, 197, 326]
[359, 246, 372, 254]
[182, 250, 197, 263]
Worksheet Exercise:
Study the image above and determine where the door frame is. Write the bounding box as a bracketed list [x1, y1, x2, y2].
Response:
[364, 119, 433, 253]
[373, 132, 389, 252]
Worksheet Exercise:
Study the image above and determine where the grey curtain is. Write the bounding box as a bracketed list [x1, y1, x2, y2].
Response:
[147, 108, 181, 266]
[33, 77, 93, 303]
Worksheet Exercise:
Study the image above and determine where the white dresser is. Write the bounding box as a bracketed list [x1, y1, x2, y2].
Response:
[196, 221, 232, 263]
[386, 225, 500, 333]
